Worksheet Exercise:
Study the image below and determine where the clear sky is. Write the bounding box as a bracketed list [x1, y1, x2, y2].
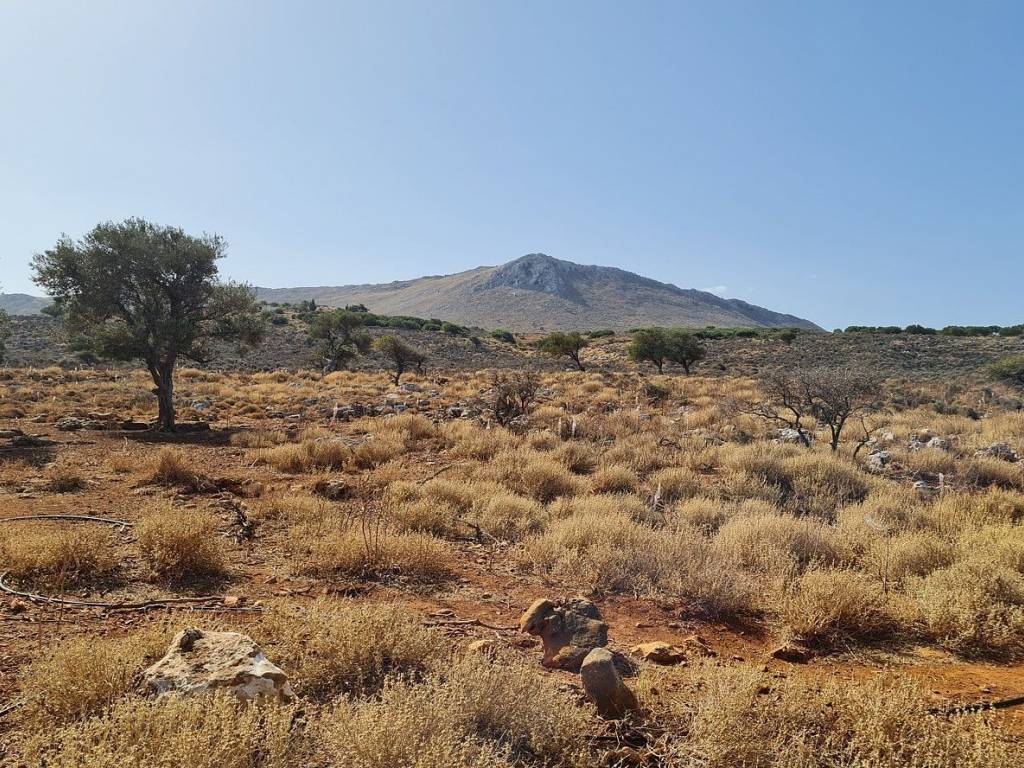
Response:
[1, 1, 1021, 329]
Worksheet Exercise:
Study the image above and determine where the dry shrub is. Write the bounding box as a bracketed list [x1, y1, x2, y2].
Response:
[18, 631, 166, 727]
[105, 453, 138, 474]
[957, 525, 1024, 572]
[904, 447, 959, 476]
[635, 660, 1016, 767]
[147, 448, 208, 490]
[352, 434, 407, 470]
[925, 488, 1024, 532]
[258, 601, 447, 699]
[44, 469, 88, 493]
[391, 498, 459, 537]
[228, 428, 288, 448]
[590, 464, 639, 494]
[916, 557, 1024, 656]
[254, 439, 350, 473]
[0, 524, 118, 585]
[381, 413, 437, 442]
[314, 654, 588, 768]
[292, 517, 453, 582]
[714, 513, 841, 575]
[783, 453, 871, 518]
[551, 441, 598, 474]
[783, 569, 894, 645]
[442, 421, 517, 460]
[602, 434, 669, 475]
[963, 457, 1023, 489]
[136, 505, 226, 582]
[470, 493, 546, 540]
[672, 498, 776, 534]
[516, 456, 586, 502]
[522, 512, 751, 616]
[863, 531, 954, 583]
[649, 466, 702, 502]
[252, 493, 329, 524]
[14, 694, 300, 768]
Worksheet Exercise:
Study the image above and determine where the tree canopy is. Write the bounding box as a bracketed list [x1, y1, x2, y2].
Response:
[627, 328, 706, 374]
[309, 309, 371, 373]
[32, 218, 264, 429]
[538, 331, 589, 371]
[374, 334, 426, 384]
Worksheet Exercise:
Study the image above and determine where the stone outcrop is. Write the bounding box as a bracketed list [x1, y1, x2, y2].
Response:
[518, 597, 608, 672]
[142, 628, 293, 702]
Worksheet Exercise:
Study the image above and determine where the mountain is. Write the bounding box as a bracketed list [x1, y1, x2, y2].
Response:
[0, 293, 49, 315]
[258, 254, 820, 331]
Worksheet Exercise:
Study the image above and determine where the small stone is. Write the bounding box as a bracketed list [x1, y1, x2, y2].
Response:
[770, 643, 813, 664]
[631, 641, 687, 665]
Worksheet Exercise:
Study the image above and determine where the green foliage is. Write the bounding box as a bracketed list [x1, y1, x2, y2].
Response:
[587, 329, 615, 338]
[628, 328, 706, 374]
[309, 309, 372, 372]
[904, 324, 937, 335]
[490, 329, 516, 344]
[538, 331, 589, 371]
[374, 334, 427, 384]
[989, 356, 1024, 389]
[31, 218, 264, 428]
[0, 307, 8, 364]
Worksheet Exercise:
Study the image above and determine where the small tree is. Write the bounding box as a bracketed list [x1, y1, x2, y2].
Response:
[989, 356, 1024, 390]
[374, 334, 426, 384]
[628, 328, 705, 374]
[309, 309, 371, 373]
[539, 331, 589, 371]
[741, 368, 880, 451]
[490, 371, 540, 426]
[628, 328, 670, 373]
[664, 329, 706, 374]
[32, 218, 264, 430]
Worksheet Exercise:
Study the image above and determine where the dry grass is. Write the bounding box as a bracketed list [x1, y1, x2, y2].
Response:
[635, 660, 1018, 767]
[254, 438, 351, 473]
[0, 523, 118, 585]
[136, 504, 226, 582]
[17, 631, 167, 727]
[147, 448, 209, 490]
[257, 600, 448, 699]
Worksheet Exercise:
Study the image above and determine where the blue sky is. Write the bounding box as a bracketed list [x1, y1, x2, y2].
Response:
[1, 1, 1020, 329]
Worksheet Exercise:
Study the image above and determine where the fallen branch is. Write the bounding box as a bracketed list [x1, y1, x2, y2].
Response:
[0, 572, 260, 613]
[930, 694, 1024, 716]
[0, 514, 132, 527]
[424, 617, 518, 632]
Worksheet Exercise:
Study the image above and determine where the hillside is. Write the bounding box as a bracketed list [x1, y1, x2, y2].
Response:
[0, 293, 48, 315]
[257, 253, 821, 331]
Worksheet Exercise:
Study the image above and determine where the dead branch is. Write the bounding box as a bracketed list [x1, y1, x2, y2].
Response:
[0, 514, 132, 527]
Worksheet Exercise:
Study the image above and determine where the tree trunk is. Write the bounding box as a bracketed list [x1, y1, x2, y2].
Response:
[656, 360, 663, 374]
[681, 360, 691, 374]
[571, 353, 585, 372]
[150, 360, 176, 430]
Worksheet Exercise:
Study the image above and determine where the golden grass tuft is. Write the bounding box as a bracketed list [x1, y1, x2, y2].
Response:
[0, 523, 118, 585]
[136, 504, 226, 582]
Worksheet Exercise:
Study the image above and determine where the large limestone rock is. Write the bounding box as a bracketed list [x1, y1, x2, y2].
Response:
[581, 648, 639, 720]
[518, 597, 608, 672]
[142, 628, 293, 702]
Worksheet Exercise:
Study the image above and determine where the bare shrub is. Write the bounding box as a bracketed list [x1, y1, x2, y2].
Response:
[783, 568, 894, 645]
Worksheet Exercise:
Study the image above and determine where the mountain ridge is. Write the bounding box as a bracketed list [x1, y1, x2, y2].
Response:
[257, 254, 821, 331]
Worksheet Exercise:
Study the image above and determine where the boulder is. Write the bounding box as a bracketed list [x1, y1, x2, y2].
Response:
[866, 450, 891, 473]
[580, 648, 639, 719]
[925, 436, 951, 451]
[142, 628, 293, 702]
[974, 442, 1020, 463]
[518, 597, 608, 672]
[311, 479, 353, 501]
[630, 641, 686, 665]
[772, 428, 809, 445]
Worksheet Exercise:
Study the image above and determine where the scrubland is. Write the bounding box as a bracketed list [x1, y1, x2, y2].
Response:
[0, 362, 1023, 765]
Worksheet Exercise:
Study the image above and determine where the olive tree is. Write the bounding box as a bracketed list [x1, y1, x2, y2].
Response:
[309, 309, 371, 373]
[374, 334, 426, 384]
[32, 218, 264, 430]
[628, 328, 706, 374]
[539, 331, 589, 371]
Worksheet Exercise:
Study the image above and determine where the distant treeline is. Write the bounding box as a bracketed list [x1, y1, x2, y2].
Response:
[837, 324, 1024, 337]
[261, 300, 474, 336]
